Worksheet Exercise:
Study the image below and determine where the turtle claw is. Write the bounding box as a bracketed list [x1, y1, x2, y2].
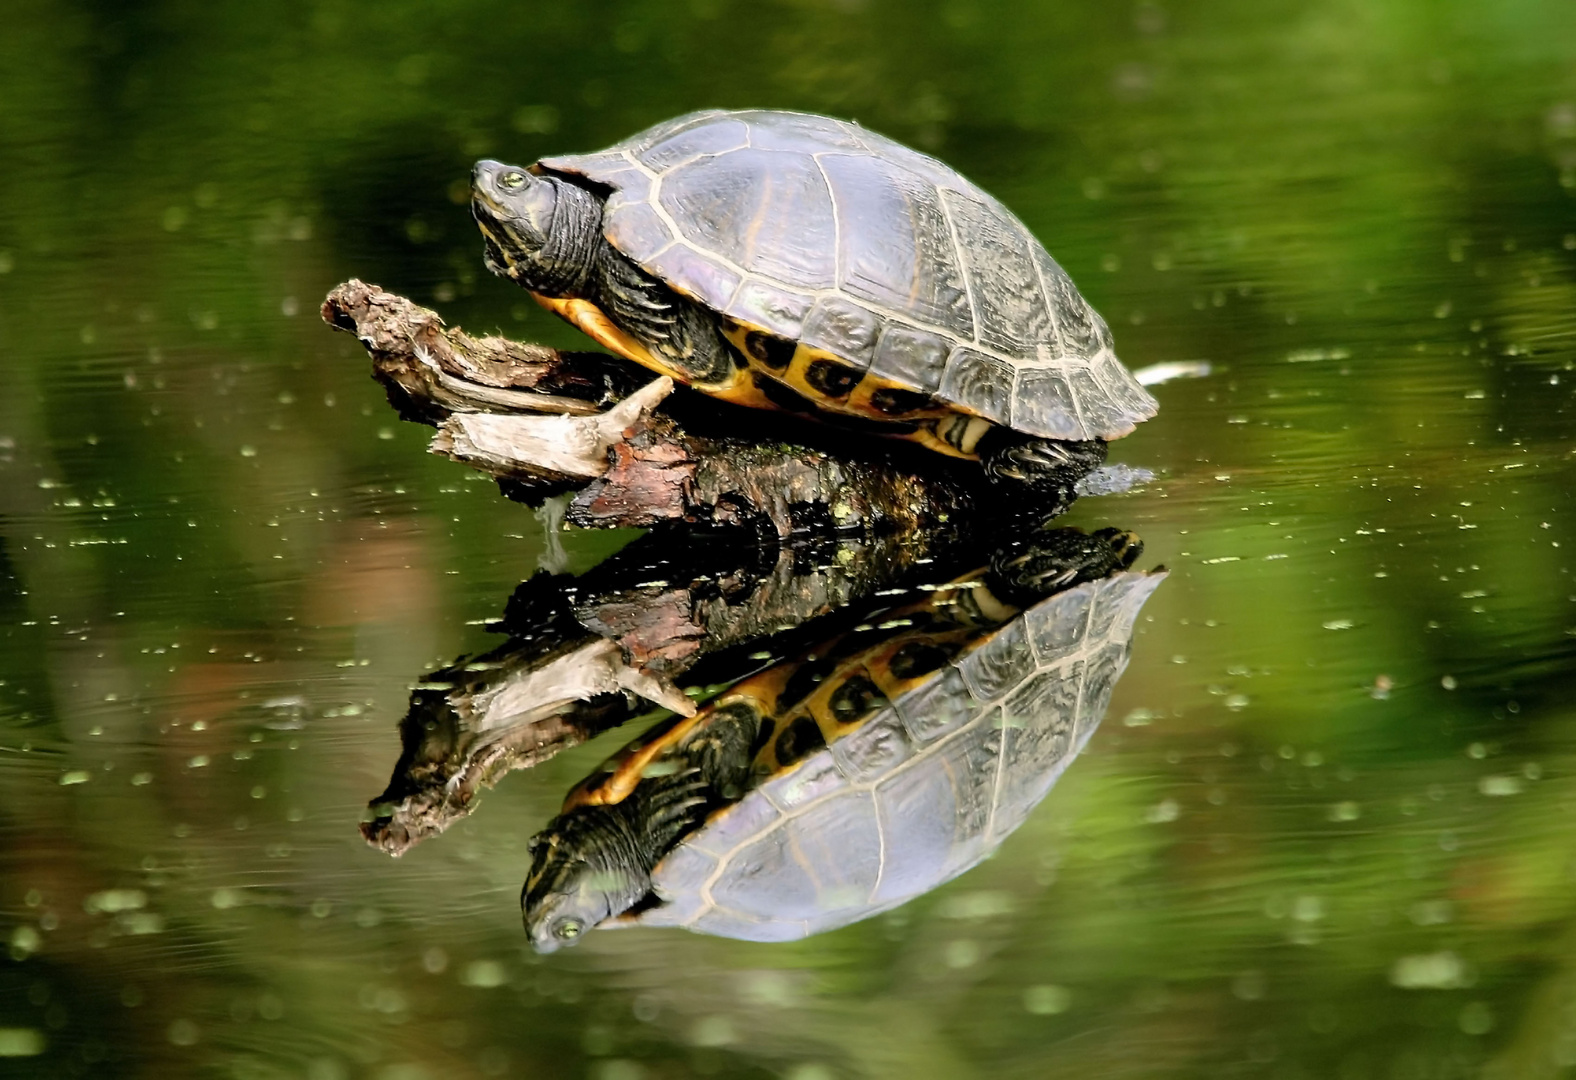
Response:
[981, 432, 1108, 489]
[988, 526, 1146, 606]
[638, 770, 712, 850]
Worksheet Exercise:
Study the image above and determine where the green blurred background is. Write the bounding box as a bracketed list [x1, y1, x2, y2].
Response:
[1, 0, 1574, 1077]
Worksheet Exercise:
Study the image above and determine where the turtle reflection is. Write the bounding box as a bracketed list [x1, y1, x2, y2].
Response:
[524, 526, 1165, 949]
[362, 523, 979, 854]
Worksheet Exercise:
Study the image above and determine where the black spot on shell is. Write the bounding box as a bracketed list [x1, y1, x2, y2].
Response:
[779, 659, 833, 712]
[752, 372, 921, 434]
[753, 371, 818, 414]
[744, 330, 795, 370]
[889, 641, 959, 680]
[775, 716, 826, 766]
[828, 675, 888, 723]
[750, 717, 778, 759]
[870, 388, 932, 416]
[805, 359, 862, 400]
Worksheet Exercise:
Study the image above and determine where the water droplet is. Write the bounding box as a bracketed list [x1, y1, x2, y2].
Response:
[1023, 984, 1072, 1014]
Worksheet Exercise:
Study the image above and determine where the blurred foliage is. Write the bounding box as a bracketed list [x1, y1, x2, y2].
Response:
[1, 0, 1575, 1077]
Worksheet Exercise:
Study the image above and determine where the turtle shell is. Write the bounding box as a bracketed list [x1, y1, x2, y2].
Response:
[631, 566, 1166, 942]
[539, 109, 1158, 442]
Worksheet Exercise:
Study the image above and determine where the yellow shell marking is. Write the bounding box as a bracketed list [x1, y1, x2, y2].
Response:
[534, 291, 998, 461]
[718, 321, 993, 461]
[749, 574, 1010, 773]
[564, 569, 1023, 813]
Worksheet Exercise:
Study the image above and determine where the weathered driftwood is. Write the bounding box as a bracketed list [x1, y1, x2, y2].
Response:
[321, 281, 981, 536]
[429, 377, 675, 482]
[322, 279, 645, 418]
[360, 634, 662, 856]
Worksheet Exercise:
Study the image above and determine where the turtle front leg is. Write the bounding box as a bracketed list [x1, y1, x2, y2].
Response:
[978, 428, 1108, 488]
[988, 526, 1144, 607]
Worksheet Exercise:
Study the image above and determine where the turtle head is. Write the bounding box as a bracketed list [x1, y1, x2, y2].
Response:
[471, 160, 601, 296]
[521, 809, 651, 954]
[471, 160, 557, 280]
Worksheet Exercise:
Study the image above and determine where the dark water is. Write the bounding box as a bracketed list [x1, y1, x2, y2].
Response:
[2, 1, 1575, 1077]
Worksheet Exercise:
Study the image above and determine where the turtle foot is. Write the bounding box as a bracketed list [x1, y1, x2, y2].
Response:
[980, 431, 1108, 489]
[988, 526, 1144, 607]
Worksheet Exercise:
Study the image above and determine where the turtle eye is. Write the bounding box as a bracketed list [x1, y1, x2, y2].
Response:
[553, 919, 583, 940]
[499, 171, 527, 190]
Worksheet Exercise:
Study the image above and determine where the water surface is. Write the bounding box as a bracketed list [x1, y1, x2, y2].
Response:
[2, 1, 1575, 1077]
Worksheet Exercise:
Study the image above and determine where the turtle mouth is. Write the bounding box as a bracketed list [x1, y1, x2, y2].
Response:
[472, 206, 527, 279]
[478, 226, 513, 276]
[470, 176, 525, 274]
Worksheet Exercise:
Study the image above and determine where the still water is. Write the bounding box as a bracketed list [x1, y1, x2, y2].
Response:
[2, 1, 1574, 1077]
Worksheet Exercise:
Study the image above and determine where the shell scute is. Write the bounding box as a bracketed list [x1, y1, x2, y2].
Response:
[709, 792, 882, 919]
[1002, 665, 1081, 747]
[1012, 365, 1088, 442]
[1088, 570, 1140, 641]
[1024, 584, 1095, 664]
[870, 323, 951, 392]
[683, 787, 782, 859]
[886, 709, 1001, 873]
[1095, 350, 1160, 433]
[938, 348, 1015, 422]
[938, 188, 1053, 355]
[870, 764, 982, 903]
[643, 245, 742, 312]
[1078, 643, 1127, 741]
[800, 295, 882, 368]
[731, 279, 815, 340]
[760, 754, 847, 812]
[818, 153, 974, 335]
[621, 110, 725, 155]
[1067, 366, 1127, 441]
[893, 666, 973, 744]
[637, 116, 750, 171]
[649, 846, 719, 919]
[603, 199, 673, 265]
[742, 110, 871, 154]
[1037, 250, 1098, 356]
[682, 906, 808, 943]
[830, 712, 913, 784]
[658, 148, 837, 290]
[955, 617, 1034, 702]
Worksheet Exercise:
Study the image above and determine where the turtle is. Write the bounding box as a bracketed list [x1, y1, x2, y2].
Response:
[470, 109, 1158, 487]
[521, 526, 1165, 949]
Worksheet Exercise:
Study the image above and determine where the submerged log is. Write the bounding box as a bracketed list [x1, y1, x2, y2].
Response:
[321, 281, 984, 537]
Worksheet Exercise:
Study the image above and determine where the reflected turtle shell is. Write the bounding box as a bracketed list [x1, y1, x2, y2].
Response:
[631, 568, 1166, 942]
[540, 109, 1158, 442]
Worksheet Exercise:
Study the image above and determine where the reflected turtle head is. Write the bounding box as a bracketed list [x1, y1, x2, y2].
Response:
[521, 812, 651, 954]
[471, 159, 559, 282]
